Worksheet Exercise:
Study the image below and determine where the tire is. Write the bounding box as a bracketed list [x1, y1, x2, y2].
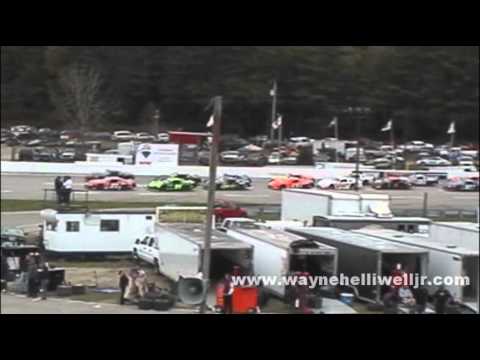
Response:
[153, 296, 175, 311]
[138, 298, 154, 310]
[329, 185, 335, 190]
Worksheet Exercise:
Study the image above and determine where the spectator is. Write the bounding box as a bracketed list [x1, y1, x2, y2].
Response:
[62, 176, 73, 205]
[433, 286, 453, 314]
[383, 287, 400, 314]
[413, 286, 429, 314]
[398, 286, 416, 308]
[54, 176, 63, 204]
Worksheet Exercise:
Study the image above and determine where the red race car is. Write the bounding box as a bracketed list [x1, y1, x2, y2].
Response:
[85, 176, 136, 191]
[214, 200, 248, 222]
[268, 175, 315, 191]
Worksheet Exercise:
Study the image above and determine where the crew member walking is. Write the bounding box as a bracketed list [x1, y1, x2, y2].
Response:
[118, 270, 130, 305]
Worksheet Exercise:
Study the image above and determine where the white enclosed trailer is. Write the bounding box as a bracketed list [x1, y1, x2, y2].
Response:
[151, 223, 253, 282]
[287, 227, 429, 303]
[312, 215, 431, 234]
[41, 209, 155, 255]
[225, 227, 338, 298]
[281, 189, 392, 226]
[355, 228, 479, 312]
[428, 222, 479, 252]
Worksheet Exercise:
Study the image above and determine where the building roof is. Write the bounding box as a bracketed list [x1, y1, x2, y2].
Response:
[354, 229, 478, 256]
[288, 227, 427, 254]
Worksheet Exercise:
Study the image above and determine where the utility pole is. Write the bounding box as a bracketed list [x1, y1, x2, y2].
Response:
[200, 96, 222, 314]
[390, 119, 396, 169]
[334, 117, 339, 163]
[355, 115, 361, 191]
[270, 81, 277, 142]
[153, 109, 160, 137]
[278, 115, 283, 145]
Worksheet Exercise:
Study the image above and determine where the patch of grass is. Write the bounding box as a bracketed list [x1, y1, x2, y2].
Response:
[1, 199, 271, 212]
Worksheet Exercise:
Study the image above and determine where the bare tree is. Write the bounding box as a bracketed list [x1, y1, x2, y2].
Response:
[53, 63, 111, 132]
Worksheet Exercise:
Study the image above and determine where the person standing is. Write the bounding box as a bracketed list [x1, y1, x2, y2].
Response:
[38, 262, 50, 300]
[414, 286, 429, 314]
[383, 286, 400, 314]
[62, 176, 73, 205]
[222, 274, 234, 314]
[54, 176, 64, 204]
[118, 270, 130, 305]
[433, 286, 452, 314]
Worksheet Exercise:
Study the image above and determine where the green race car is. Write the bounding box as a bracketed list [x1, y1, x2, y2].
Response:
[147, 177, 195, 192]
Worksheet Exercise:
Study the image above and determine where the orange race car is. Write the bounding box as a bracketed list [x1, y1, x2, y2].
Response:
[267, 175, 315, 191]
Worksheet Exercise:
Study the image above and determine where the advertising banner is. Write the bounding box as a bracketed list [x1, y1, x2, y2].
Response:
[136, 144, 179, 166]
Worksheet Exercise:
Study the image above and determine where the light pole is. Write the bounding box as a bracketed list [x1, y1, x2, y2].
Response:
[270, 81, 277, 142]
[200, 96, 222, 314]
[153, 109, 160, 137]
[344, 106, 371, 191]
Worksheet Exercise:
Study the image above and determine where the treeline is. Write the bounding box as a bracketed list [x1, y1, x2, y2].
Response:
[1, 46, 478, 142]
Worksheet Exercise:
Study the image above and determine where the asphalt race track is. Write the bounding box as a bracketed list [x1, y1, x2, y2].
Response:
[1, 172, 479, 212]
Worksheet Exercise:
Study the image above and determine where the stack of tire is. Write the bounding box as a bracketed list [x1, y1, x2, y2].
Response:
[138, 291, 175, 312]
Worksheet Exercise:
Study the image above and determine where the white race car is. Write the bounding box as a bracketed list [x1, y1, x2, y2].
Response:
[316, 177, 362, 190]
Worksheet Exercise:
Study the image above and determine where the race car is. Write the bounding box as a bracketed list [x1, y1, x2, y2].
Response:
[147, 176, 195, 192]
[372, 176, 412, 190]
[171, 173, 202, 187]
[268, 175, 315, 191]
[316, 177, 361, 190]
[85, 170, 135, 181]
[85, 176, 136, 191]
[444, 177, 479, 192]
[204, 174, 252, 191]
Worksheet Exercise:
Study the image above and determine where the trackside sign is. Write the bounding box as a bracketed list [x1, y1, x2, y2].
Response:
[136, 144, 179, 166]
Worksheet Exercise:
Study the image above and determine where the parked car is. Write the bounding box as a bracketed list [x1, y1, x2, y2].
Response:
[405, 141, 425, 152]
[316, 177, 361, 190]
[10, 125, 36, 137]
[157, 133, 170, 143]
[19, 147, 59, 162]
[136, 132, 156, 142]
[60, 130, 82, 141]
[58, 148, 77, 162]
[85, 176, 136, 191]
[220, 151, 245, 164]
[373, 176, 412, 190]
[416, 157, 452, 167]
[268, 152, 281, 165]
[112, 130, 136, 142]
[147, 177, 195, 192]
[268, 175, 315, 191]
[455, 156, 475, 166]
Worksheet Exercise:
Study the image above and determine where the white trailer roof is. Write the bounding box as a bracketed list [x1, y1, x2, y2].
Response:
[317, 215, 431, 223]
[288, 227, 427, 254]
[433, 222, 480, 233]
[232, 228, 336, 252]
[158, 223, 252, 250]
[284, 189, 389, 201]
[354, 229, 478, 256]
